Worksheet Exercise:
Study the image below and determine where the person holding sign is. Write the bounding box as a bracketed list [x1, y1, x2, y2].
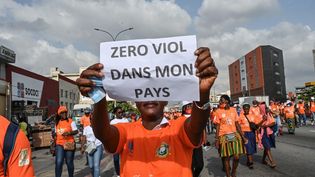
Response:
[76, 47, 217, 177]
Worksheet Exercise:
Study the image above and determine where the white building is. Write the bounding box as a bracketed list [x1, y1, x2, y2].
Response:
[0, 45, 16, 117]
[47, 68, 82, 112]
[58, 75, 80, 112]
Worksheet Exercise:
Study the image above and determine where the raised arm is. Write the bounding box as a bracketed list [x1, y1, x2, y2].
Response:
[184, 47, 218, 146]
[76, 64, 119, 153]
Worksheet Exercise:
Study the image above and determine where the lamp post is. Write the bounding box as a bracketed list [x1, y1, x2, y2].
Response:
[94, 27, 133, 41]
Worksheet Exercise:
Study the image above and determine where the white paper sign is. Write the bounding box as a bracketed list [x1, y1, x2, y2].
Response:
[100, 35, 199, 101]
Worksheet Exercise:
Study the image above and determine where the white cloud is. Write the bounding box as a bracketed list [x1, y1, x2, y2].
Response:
[195, 0, 279, 36]
[0, 0, 191, 74]
[198, 22, 315, 93]
[1, 0, 314, 96]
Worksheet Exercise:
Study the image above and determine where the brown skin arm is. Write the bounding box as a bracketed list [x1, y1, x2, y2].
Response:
[215, 124, 220, 149]
[80, 135, 87, 154]
[76, 64, 120, 153]
[62, 130, 78, 136]
[184, 47, 218, 146]
[236, 122, 248, 144]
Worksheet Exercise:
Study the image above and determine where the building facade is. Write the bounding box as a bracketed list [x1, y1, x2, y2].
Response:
[58, 74, 80, 112]
[229, 45, 286, 102]
[6, 64, 59, 123]
[0, 45, 15, 117]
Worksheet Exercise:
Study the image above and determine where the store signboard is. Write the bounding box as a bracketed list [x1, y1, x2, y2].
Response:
[11, 72, 44, 106]
[0, 46, 16, 63]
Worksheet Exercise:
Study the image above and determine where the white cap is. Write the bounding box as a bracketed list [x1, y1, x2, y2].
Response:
[286, 100, 291, 105]
[182, 101, 192, 107]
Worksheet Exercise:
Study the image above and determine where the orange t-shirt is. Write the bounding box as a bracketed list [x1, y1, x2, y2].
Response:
[113, 116, 199, 177]
[239, 113, 262, 132]
[80, 115, 91, 128]
[56, 119, 76, 146]
[0, 116, 35, 177]
[213, 108, 239, 136]
[296, 103, 305, 114]
[250, 106, 261, 117]
[284, 106, 295, 119]
[270, 104, 280, 115]
[310, 102, 315, 112]
[262, 114, 275, 126]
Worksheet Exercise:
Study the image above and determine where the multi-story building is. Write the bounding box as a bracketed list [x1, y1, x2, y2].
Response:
[229, 45, 286, 102]
[0, 45, 16, 117]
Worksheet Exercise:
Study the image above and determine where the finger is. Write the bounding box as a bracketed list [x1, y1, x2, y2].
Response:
[76, 78, 95, 87]
[197, 66, 218, 78]
[79, 86, 92, 96]
[87, 63, 104, 71]
[196, 57, 214, 74]
[194, 48, 211, 67]
[80, 69, 104, 79]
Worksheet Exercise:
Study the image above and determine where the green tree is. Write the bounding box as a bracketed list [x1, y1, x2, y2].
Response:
[107, 101, 140, 115]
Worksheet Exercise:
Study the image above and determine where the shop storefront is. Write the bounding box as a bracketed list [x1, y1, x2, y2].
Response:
[6, 64, 59, 123]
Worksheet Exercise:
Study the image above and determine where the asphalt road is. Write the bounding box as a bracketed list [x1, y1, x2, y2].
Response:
[33, 125, 315, 177]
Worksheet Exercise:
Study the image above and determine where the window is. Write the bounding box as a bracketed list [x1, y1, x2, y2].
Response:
[70, 103, 72, 109]
[242, 78, 245, 80]
[70, 92, 72, 99]
[276, 91, 281, 94]
[274, 72, 280, 76]
[275, 81, 281, 85]
[273, 62, 279, 67]
[65, 91, 68, 98]
[73, 94, 76, 101]
[61, 101, 64, 105]
[273, 51, 279, 57]
[65, 102, 68, 109]
[241, 61, 244, 65]
[60, 89, 63, 98]
[241, 69, 245, 72]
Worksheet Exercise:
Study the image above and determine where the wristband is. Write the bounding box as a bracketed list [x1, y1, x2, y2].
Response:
[194, 101, 211, 110]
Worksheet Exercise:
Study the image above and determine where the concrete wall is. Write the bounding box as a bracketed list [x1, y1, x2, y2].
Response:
[59, 75, 80, 113]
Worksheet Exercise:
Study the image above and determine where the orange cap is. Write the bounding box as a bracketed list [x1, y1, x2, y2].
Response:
[58, 106, 68, 115]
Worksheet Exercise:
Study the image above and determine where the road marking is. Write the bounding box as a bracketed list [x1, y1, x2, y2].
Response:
[309, 130, 315, 133]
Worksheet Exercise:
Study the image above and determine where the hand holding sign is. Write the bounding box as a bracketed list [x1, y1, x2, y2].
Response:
[76, 64, 104, 97]
[194, 47, 218, 94]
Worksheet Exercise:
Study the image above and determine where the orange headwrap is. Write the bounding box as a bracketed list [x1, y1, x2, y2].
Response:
[57, 106, 68, 115]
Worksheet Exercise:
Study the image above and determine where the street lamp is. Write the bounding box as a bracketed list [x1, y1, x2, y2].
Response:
[94, 27, 133, 41]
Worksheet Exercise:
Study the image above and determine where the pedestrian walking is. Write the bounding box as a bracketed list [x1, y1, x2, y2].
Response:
[110, 106, 130, 177]
[239, 103, 269, 169]
[214, 95, 247, 177]
[54, 106, 79, 177]
[81, 125, 104, 177]
[259, 103, 277, 168]
[182, 101, 205, 177]
[296, 100, 306, 126]
[80, 108, 92, 166]
[76, 47, 218, 177]
[284, 101, 296, 134]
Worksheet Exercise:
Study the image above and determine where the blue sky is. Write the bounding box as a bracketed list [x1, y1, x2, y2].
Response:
[1, 0, 314, 93]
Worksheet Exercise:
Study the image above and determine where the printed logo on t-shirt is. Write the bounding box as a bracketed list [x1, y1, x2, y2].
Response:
[156, 142, 169, 158]
[18, 148, 30, 167]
